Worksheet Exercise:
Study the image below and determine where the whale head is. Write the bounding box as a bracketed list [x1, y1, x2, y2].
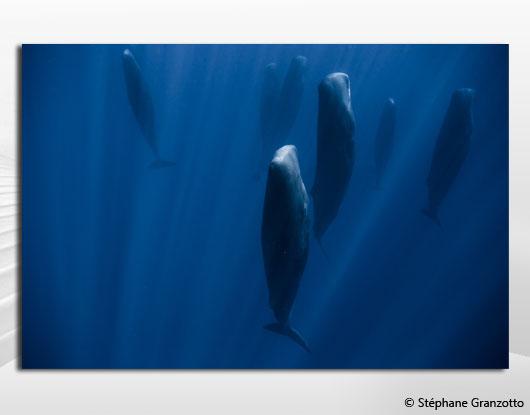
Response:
[319, 72, 351, 110]
[290, 55, 308, 77]
[265, 62, 278, 72]
[269, 145, 301, 181]
[122, 48, 135, 64]
[318, 73, 354, 134]
[122, 48, 141, 73]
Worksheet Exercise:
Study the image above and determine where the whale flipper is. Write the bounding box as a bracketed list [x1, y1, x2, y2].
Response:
[264, 323, 310, 353]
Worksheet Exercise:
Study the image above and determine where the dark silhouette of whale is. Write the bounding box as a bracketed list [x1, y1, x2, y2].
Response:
[261, 145, 310, 352]
[257, 63, 281, 176]
[260, 63, 281, 145]
[423, 88, 474, 225]
[275, 56, 308, 137]
[374, 98, 396, 188]
[311, 73, 355, 242]
[255, 57, 307, 180]
[121, 49, 174, 168]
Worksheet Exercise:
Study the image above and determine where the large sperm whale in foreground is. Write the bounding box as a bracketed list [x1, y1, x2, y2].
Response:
[261, 145, 310, 352]
[122, 49, 174, 168]
[374, 97, 396, 188]
[423, 88, 474, 225]
[311, 73, 356, 243]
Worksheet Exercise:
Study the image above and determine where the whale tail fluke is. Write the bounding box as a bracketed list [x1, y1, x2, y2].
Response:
[421, 207, 441, 227]
[264, 323, 310, 353]
[149, 159, 176, 169]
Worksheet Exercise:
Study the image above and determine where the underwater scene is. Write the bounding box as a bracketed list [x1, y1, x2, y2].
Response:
[22, 44, 508, 369]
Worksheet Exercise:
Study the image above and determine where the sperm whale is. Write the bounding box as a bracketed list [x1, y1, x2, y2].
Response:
[257, 62, 282, 177]
[311, 72, 355, 242]
[261, 145, 310, 352]
[423, 88, 474, 224]
[276, 55, 308, 138]
[122, 48, 174, 168]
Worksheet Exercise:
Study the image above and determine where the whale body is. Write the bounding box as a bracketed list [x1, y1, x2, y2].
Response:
[260, 63, 281, 145]
[255, 57, 308, 179]
[423, 88, 474, 224]
[122, 48, 174, 168]
[374, 98, 396, 188]
[275, 56, 308, 137]
[311, 73, 355, 242]
[257, 63, 282, 175]
[261, 145, 310, 352]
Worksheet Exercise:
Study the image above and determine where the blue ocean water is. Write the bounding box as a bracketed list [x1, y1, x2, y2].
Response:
[22, 44, 508, 369]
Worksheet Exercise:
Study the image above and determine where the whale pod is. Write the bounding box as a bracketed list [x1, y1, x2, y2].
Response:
[261, 145, 310, 352]
[374, 98, 396, 188]
[311, 73, 356, 242]
[423, 88, 474, 224]
[122, 48, 174, 168]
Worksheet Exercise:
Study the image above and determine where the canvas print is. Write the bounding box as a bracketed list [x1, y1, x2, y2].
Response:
[22, 44, 508, 369]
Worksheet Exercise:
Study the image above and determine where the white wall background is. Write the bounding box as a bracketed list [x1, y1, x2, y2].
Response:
[0, 1, 529, 413]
